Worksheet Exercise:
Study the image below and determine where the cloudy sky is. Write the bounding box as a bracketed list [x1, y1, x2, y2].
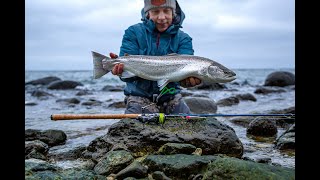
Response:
[25, 0, 295, 70]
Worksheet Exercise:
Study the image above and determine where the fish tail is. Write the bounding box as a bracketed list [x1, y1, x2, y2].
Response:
[92, 51, 110, 79]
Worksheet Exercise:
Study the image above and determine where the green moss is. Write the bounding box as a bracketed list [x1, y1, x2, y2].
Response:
[203, 156, 295, 180]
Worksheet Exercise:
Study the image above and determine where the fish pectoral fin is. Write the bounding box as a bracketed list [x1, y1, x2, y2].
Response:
[120, 71, 136, 79]
[157, 79, 170, 91]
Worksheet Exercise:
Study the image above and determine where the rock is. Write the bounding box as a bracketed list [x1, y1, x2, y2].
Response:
[25, 129, 67, 147]
[193, 83, 226, 90]
[235, 93, 257, 102]
[47, 80, 83, 90]
[25, 76, 61, 86]
[254, 87, 286, 94]
[216, 96, 240, 107]
[94, 150, 134, 176]
[31, 90, 54, 98]
[247, 118, 277, 137]
[25, 140, 49, 160]
[157, 143, 197, 155]
[108, 101, 126, 108]
[142, 154, 216, 179]
[183, 97, 217, 113]
[202, 156, 295, 179]
[275, 124, 295, 150]
[56, 98, 80, 104]
[115, 161, 148, 179]
[152, 171, 172, 180]
[264, 71, 295, 87]
[87, 118, 243, 159]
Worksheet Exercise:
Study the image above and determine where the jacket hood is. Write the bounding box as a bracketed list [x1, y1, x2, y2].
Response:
[141, 1, 185, 34]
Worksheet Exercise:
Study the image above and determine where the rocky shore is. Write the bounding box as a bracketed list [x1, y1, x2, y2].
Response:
[25, 70, 295, 179]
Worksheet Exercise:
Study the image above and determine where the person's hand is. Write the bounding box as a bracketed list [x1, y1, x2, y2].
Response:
[108, 52, 123, 76]
[109, 52, 118, 59]
[112, 63, 124, 75]
[180, 77, 201, 88]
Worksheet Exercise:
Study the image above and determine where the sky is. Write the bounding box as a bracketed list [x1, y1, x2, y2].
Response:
[25, 0, 295, 70]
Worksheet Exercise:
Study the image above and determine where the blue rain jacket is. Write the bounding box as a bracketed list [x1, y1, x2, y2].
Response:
[119, 3, 194, 101]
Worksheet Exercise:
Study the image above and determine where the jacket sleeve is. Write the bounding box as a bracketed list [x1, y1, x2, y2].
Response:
[119, 26, 140, 82]
[177, 33, 194, 55]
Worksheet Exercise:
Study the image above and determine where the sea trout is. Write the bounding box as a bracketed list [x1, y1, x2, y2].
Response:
[92, 51, 236, 90]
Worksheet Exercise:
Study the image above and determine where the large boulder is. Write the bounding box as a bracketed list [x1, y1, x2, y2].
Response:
[264, 71, 295, 87]
[84, 118, 243, 160]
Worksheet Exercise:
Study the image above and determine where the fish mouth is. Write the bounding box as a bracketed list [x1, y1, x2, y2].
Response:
[222, 75, 237, 82]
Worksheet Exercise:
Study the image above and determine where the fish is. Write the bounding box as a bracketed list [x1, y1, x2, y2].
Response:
[92, 51, 236, 90]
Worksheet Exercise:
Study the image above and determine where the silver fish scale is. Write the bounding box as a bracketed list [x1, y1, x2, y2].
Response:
[93, 51, 236, 83]
[116, 55, 212, 81]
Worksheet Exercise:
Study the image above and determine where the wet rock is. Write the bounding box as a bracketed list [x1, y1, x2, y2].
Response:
[247, 118, 277, 137]
[25, 101, 38, 106]
[268, 107, 295, 128]
[115, 161, 148, 179]
[56, 98, 80, 104]
[152, 171, 171, 180]
[25, 158, 61, 172]
[229, 117, 255, 128]
[142, 154, 216, 179]
[216, 96, 240, 107]
[235, 93, 257, 102]
[269, 106, 295, 114]
[31, 90, 54, 98]
[48, 145, 87, 161]
[254, 87, 286, 94]
[94, 150, 134, 176]
[88, 118, 243, 159]
[264, 71, 295, 87]
[183, 97, 217, 113]
[47, 80, 83, 90]
[256, 157, 272, 164]
[108, 101, 126, 108]
[25, 129, 67, 147]
[275, 124, 295, 150]
[25, 76, 61, 86]
[202, 156, 295, 179]
[157, 143, 197, 155]
[25, 159, 105, 180]
[81, 99, 103, 106]
[193, 83, 226, 90]
[25, 140, 49, 160]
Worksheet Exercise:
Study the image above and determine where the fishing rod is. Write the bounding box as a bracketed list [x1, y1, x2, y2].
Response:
[51, 113, 295, 124]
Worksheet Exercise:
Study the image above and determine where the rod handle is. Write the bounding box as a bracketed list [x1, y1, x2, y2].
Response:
[51, 114, 140, 121]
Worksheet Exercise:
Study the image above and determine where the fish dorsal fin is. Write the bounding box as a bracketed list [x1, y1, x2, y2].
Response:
[120, 71, 136, 79]
[157, 79, 170, 91]
[167, 53, 178, 56]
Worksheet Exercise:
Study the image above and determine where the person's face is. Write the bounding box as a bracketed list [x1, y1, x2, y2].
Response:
[148, 7, 173, 32]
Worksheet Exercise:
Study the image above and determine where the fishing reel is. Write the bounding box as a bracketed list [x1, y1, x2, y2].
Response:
[137, 113, 165, 124]
[136, 113, 206, 124]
